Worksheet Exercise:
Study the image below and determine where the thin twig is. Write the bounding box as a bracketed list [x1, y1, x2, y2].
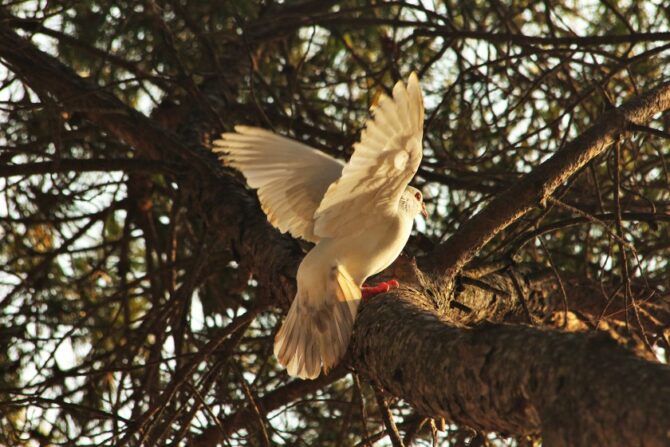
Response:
[353, 373, 372, 447]
[372, 384, 405, 447]
[505, 270, 534, 324]
[402, 417, 428, 446]
[234, 363, 271, 447]
[613, 142, 653, 350]
[538, 236, 569, 327]
[546, 197, 635, 251]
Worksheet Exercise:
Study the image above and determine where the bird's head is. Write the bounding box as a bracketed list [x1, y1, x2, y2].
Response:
[401, 186, 428, 219]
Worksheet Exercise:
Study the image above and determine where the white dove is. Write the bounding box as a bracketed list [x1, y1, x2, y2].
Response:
[212, 73, 425, 379]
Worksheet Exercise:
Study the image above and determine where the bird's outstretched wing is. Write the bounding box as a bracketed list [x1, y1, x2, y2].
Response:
[212, 126, 343, 243]
[313, 73, 424, 238]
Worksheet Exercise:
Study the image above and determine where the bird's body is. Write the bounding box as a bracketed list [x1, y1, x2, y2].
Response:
[304, 202, 414, 286]
[213, 73, 425, 379]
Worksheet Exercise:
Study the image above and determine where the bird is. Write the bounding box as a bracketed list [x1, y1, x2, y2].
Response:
[212, 73, 425, 379]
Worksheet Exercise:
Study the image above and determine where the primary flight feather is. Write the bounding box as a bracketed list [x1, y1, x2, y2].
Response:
[212, 73, 425, 379]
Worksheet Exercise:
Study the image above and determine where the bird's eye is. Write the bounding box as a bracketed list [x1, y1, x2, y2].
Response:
[414, 192, 421, 201]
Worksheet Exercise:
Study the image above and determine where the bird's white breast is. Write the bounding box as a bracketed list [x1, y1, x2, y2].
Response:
[298, 211, 415, 295]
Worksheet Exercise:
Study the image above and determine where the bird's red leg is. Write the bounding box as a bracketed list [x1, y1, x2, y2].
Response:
[361, 279, 400, 299]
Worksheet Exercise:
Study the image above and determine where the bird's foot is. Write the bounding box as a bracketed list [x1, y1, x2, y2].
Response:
[361, 279, 400, 299]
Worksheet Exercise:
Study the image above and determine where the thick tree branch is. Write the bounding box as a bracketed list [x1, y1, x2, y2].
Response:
[352, 289, 670, 446]
[429, 82, 670, 279]
[0, 159, 173, 177]
[0, 25, 301, 307]
[0, 27, 189, 166]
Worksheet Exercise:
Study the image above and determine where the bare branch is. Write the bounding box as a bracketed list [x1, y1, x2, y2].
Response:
[429, 82, 670, 279]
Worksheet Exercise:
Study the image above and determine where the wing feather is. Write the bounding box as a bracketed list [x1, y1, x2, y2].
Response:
[212, 126, 343, 243]
[313, 73, 424, 238]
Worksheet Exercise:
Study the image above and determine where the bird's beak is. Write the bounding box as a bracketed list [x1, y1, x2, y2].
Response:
[421, 202, 428, 218]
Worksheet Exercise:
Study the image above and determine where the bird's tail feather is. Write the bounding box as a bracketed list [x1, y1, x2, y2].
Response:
[274, 302, 321, 379]
[274, 265, 361, 379]
[321, 265, 360, 373]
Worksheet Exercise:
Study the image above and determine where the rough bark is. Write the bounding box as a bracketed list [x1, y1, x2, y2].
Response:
[352, 289, 670, 446]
